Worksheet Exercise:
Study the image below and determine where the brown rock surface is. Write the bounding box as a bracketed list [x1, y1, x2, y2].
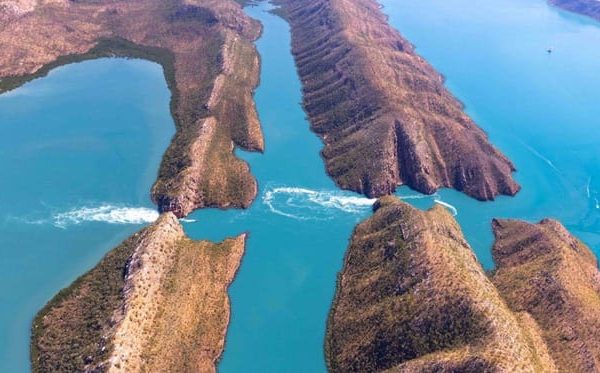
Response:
[276, 0, 519, 200]
[0, 0, 263, 217]
[31, 213, 246, 372]
[327, 196, 555, 372]
[492, 218, 600, 373]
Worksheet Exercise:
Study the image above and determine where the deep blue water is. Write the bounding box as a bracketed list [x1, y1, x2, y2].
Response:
[3, 0, 600, 371]
[0, 58, 174, 372]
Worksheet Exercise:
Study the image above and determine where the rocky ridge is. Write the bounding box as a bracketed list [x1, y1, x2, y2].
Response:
[492, 218, 600, 373]
[31, 213, 246, 372]
[549, 0, 600, 21]
[327, 196, 554, 372]
[276, 0, 519, 201]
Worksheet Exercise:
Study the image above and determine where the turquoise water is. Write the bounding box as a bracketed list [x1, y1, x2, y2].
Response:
[380, 0, 600, 268]
[4, 0, 600, 371]
[185, 4, 376, 372]
[208, 0, 600, 371]
[0, 58, 174, 372]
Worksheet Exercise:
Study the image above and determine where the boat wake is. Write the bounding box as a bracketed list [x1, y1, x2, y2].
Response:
[262, 187, 376, 220]
[519, 140, 561, 174]
[52, 204, 159, 228]
[9, 203, 161, 228]
[586, 177, 600, 209]
[262, 186, 453, 220]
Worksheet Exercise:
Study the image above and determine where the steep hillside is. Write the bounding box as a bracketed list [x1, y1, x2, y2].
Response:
[492, 218, 600, 373]
[31, 213, 245, 372]
[327, 197, 554, 372]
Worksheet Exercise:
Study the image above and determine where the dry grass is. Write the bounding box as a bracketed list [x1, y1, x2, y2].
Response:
[31, 213, 246, 372]
[327, 197, 555, 372]
[140, 235, 245, 373]
[492, 218, 600, 372]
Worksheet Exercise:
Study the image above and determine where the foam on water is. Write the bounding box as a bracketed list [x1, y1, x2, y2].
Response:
[262, 186, 445, 220]
[262, 186, 376, 220]
[434, 199, 459, 216]
[52, 204, 159, 228]
[6, 204, 200, 228]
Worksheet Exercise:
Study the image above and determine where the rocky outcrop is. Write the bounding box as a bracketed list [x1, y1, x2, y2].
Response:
[276, 0, 519, 201]
[549, 0, 600, 21]
[31, 213, 246, 372]
[0, 0, 263, 217]
[327, 196, 554, 372]
[492, 218, 600, 373]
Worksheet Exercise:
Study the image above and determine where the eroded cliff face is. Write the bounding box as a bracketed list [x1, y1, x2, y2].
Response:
[327, 197, 555, 372]
[549, 0, 600, 21]
[492, 218, 600, 373]
[276, 0, 519, 201]
[0, 0, 262, 217]
[31, 213, 246, 372]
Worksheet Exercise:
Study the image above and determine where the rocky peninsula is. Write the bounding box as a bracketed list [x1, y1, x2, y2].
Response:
[328, 196, 600, 371]
[492, 218, 600, 373]
[0, 0, 263, 217]
[275, 0, 519, 201]
[31, 213, 245, 372]
[327, 197, 554, 372]
[550, 0, 600, 21]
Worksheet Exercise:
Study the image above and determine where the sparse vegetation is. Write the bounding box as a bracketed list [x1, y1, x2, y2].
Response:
[327, 197, 556, 372]
[492, 218, 600, 372]
[141, 235, 245, 372]
[30, 213, 246, 372]
[30, 230, 142, 372]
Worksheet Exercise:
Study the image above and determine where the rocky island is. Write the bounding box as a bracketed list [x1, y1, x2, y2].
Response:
[549, 0, 600, 21]
[328, 196, 600, 372]
[31, 213, 245, 372]
[275, 0, 520, 201]
[0, 0, 263, 217]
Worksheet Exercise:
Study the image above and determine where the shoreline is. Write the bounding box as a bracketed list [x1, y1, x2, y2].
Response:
[0, 0, 264, 218]
[30, 213, 248, 372]
[549, 0, 600, 22]
[0, 0, 266, 370]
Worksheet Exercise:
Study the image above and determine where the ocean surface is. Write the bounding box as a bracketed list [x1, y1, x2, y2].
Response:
[2, 0, 600, 371]
[0, 59, 174, 371]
